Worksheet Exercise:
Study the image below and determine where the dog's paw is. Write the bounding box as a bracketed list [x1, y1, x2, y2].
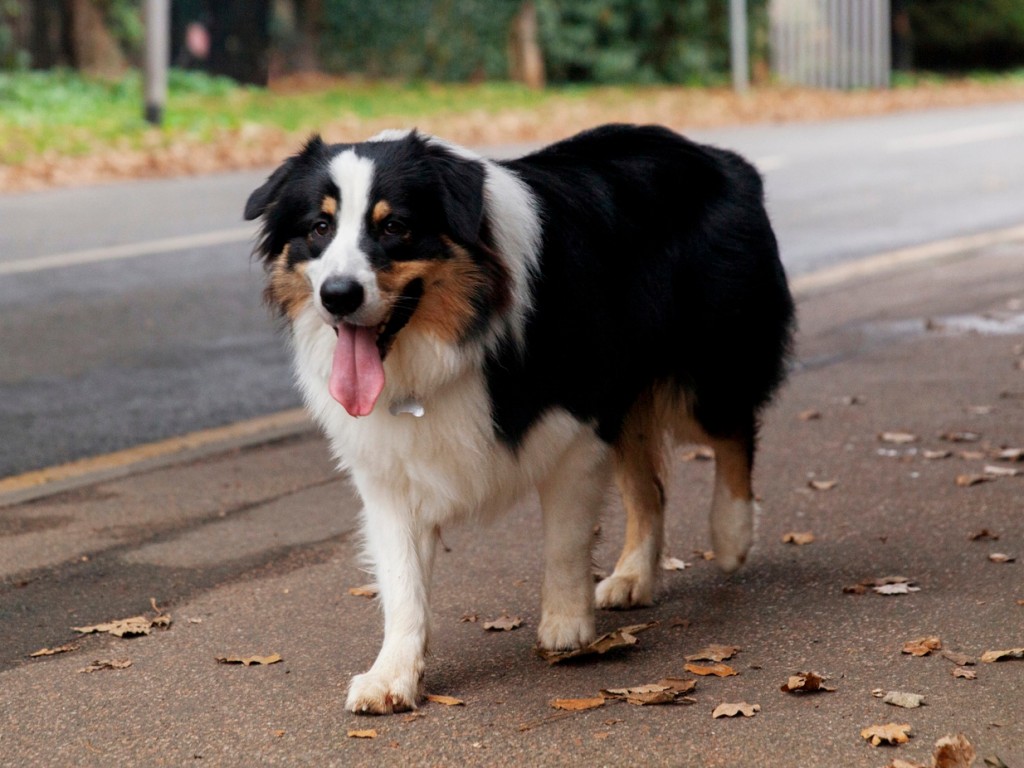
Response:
[537, 613, 595, 651]
[595, 572, 654, 610]
[346, 670, 421, 715]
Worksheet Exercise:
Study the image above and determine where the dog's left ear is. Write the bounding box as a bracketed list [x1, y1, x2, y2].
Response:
[244, 159, 294, 221]
[424, 142, 487, 245]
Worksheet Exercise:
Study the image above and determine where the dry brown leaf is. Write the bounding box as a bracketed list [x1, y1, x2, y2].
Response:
[78, 659, 132, 673]
[29, 643, 78, 658]
[593, 731, 611, 740]
[272, 729, 286, 737]
[601, 678, 696, 706]
[874, 582, 921, 596]
[880, 432, 919, 444]
[980, 648, 1024, 663]
[661, 556, 689, 571]
[951, 667, 977, 680]
[482, 613, 522, 631]
[984, 465, 1021, 477]
[882, 691, 925, 708]
[347, 729, 378, 739]
[782, 531, 815, 545]
[694, 549, 716, 561]
[884, 760, 927, 768]
[799, 409, 822, 421]
[712, 701, 759, 718]
[72, 613, 169, 638]
[956, 474, 994, 487]
[347, 584, 378, 598]
[940, 650, 974, 666]
[780, 671, 836, 693]
[941, 431, 982, 443]
[537, 622, 656, 664]
[861, 722, 912, 747]
[425, 694, 464, 707]
[401, 712, 426, 723]
[932, 734, 976, 768]
[903, 636, 942, 656]
[685, 644, 740, 662]
[969, 529, 1000, 541]
[215, 654, 282, 666]
[808, 479, 838, 491]
[959, 450, 986, 461]
[988, 553, 1016, 563]
[550, 697, 606, 711]
[459, 612, 479, 623]
[684, 662, 738, 677]
[923, 449, 953, 460]
[996, 447, 1024, 461]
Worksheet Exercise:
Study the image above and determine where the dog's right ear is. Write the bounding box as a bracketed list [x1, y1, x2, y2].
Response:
[244, 135, 327, 221]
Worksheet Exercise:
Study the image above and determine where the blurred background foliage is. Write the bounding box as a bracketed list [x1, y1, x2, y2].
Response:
[2, 0, 1024, 83]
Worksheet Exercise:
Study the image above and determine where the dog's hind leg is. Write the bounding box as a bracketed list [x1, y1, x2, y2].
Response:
[596, 395, 666, 610]
[708, 428, 756, 574]
[536, 433, 610, 651]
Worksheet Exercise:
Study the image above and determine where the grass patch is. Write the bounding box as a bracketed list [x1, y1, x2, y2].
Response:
[0, 68, 578, 165]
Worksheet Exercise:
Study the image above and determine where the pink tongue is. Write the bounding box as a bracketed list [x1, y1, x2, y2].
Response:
[329, 324, 385, 417]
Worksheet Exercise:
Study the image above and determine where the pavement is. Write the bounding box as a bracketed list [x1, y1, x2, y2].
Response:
[1, 242, 1022, 767]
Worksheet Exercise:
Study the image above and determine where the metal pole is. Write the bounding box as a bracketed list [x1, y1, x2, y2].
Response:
[143, 0, 170, 125]
[730, 0, 749, 92]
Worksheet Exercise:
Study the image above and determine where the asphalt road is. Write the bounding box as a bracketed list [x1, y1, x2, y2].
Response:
[2, 101, 1024, 478]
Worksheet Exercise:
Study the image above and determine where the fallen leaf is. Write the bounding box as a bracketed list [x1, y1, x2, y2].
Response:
[932, 733, 976, 768]
[923, 449, 953, 460]
[661, 556, 689, 571]
[956, 474, 994, 487]
[537, 622, 656, 664]
[780, 671, 835, 693]
[482, 613, 522, 631]
[78, 659, 132, 673]
[72, 613, 169, 638]
[215, 654, 282, 666]
[980, 648, 1024, 663]
[983, 756, 1009, 768]
[684, 662, 738, 677]
[782, 531, 815, 545]
[712, 701, 759, 718]
[941, 431, 981, 443]
[959, 450, 987, 460]
[874, 582, 921, 596]
[951, 667, 977, 680]
[880, 432, 918, 444]
[669, 617, 690, 629]
[808, 479, 838, 491]
[29, 643, 78, 658]
[425, 694, 464, 707]
[550, 696, 605, 711]
[347, 584, 378, 598]
[969, 529, 1000, 541]
[988, 553, 1015, 563]
[348, 729, 378, 739]
[940, 650, 974, 666]
[861, 722, 912, 747]
[685, 644, 740, 663]
[902, 636, 942, 656]
[695, 549, 716, 561]
[459, 612, 479, 623]
[996, 447, 1024, 461]
[883, 759, 926, 768]
[882, 691, 925, 708]
[799, 409, 822, 421]
[984, 465, 1021, 477]
[593, 731, 611, 740]
[601, 678, 696, 706]
[272, 729, 286, 737]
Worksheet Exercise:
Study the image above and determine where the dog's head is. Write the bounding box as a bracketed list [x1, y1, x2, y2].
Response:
[245, 131, 508, 417]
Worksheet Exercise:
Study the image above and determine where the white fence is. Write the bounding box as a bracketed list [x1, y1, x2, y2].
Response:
[770, 0, 891, 89]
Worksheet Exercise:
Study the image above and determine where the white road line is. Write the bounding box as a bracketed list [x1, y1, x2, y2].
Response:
[0, 225, 256, 277]
[886, 121, 1024, 153]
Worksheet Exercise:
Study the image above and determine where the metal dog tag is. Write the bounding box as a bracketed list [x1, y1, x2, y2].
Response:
[389, 396, 425, 418]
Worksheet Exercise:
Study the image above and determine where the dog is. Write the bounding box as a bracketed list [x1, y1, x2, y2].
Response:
[245, 124, 795, 714]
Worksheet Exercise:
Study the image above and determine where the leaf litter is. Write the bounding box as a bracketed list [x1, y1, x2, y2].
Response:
[425, 694, 464, 707]
[72, 600, 172, 638]
[780, 671, 836, 693]
[78, 659, 132, 673]
[712, 702, 759, 718]
[861, 722, 912, 746]
[483, 613, 522, 632]
[601, 678, 696, 706]
[902, 636, 942, 656]
[537, 622, 657, 664]
[980, 648, 1024, 663]
[685, 644, 740, 663]
[29, 643, 78, 658]
[684, 662, 738, 677]
[215, 654, 282, 666]
[782, 531, 815, 545]
[882, 691, 925, 709]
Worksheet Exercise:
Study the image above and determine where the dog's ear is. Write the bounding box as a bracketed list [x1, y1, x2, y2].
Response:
[422, 139, 487, 245]
[244, 135, 327, 221]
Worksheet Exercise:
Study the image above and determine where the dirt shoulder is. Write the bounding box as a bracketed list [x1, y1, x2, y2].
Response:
[4, 79, 1024, 194]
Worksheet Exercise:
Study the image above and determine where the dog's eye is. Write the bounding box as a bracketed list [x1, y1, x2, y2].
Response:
[311, 221, 331, 238]
[383, 219, 409, 238]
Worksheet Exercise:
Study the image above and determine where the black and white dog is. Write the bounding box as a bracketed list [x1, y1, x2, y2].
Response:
[245, 124, 794, 714]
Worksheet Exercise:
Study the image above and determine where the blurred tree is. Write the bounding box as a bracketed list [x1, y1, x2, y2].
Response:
[906, 0, 1024, 70]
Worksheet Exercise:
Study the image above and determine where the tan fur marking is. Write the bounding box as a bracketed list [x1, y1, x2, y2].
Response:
[376, 240, 487, 345]
[265, 246, 312, 320]
[372, 200, 392, 226]
[321, 196, 338, 217]
[707, 436, 753, 501]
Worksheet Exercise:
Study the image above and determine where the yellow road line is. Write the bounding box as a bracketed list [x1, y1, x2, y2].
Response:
[0, 408, 311, 497]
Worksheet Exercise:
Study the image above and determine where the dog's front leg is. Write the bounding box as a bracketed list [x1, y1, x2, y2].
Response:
[536, 434, 610, 651]
[346, 497, 437, 715]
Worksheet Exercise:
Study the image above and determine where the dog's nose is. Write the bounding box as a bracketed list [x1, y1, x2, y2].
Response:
[320, 276, 365, 318]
